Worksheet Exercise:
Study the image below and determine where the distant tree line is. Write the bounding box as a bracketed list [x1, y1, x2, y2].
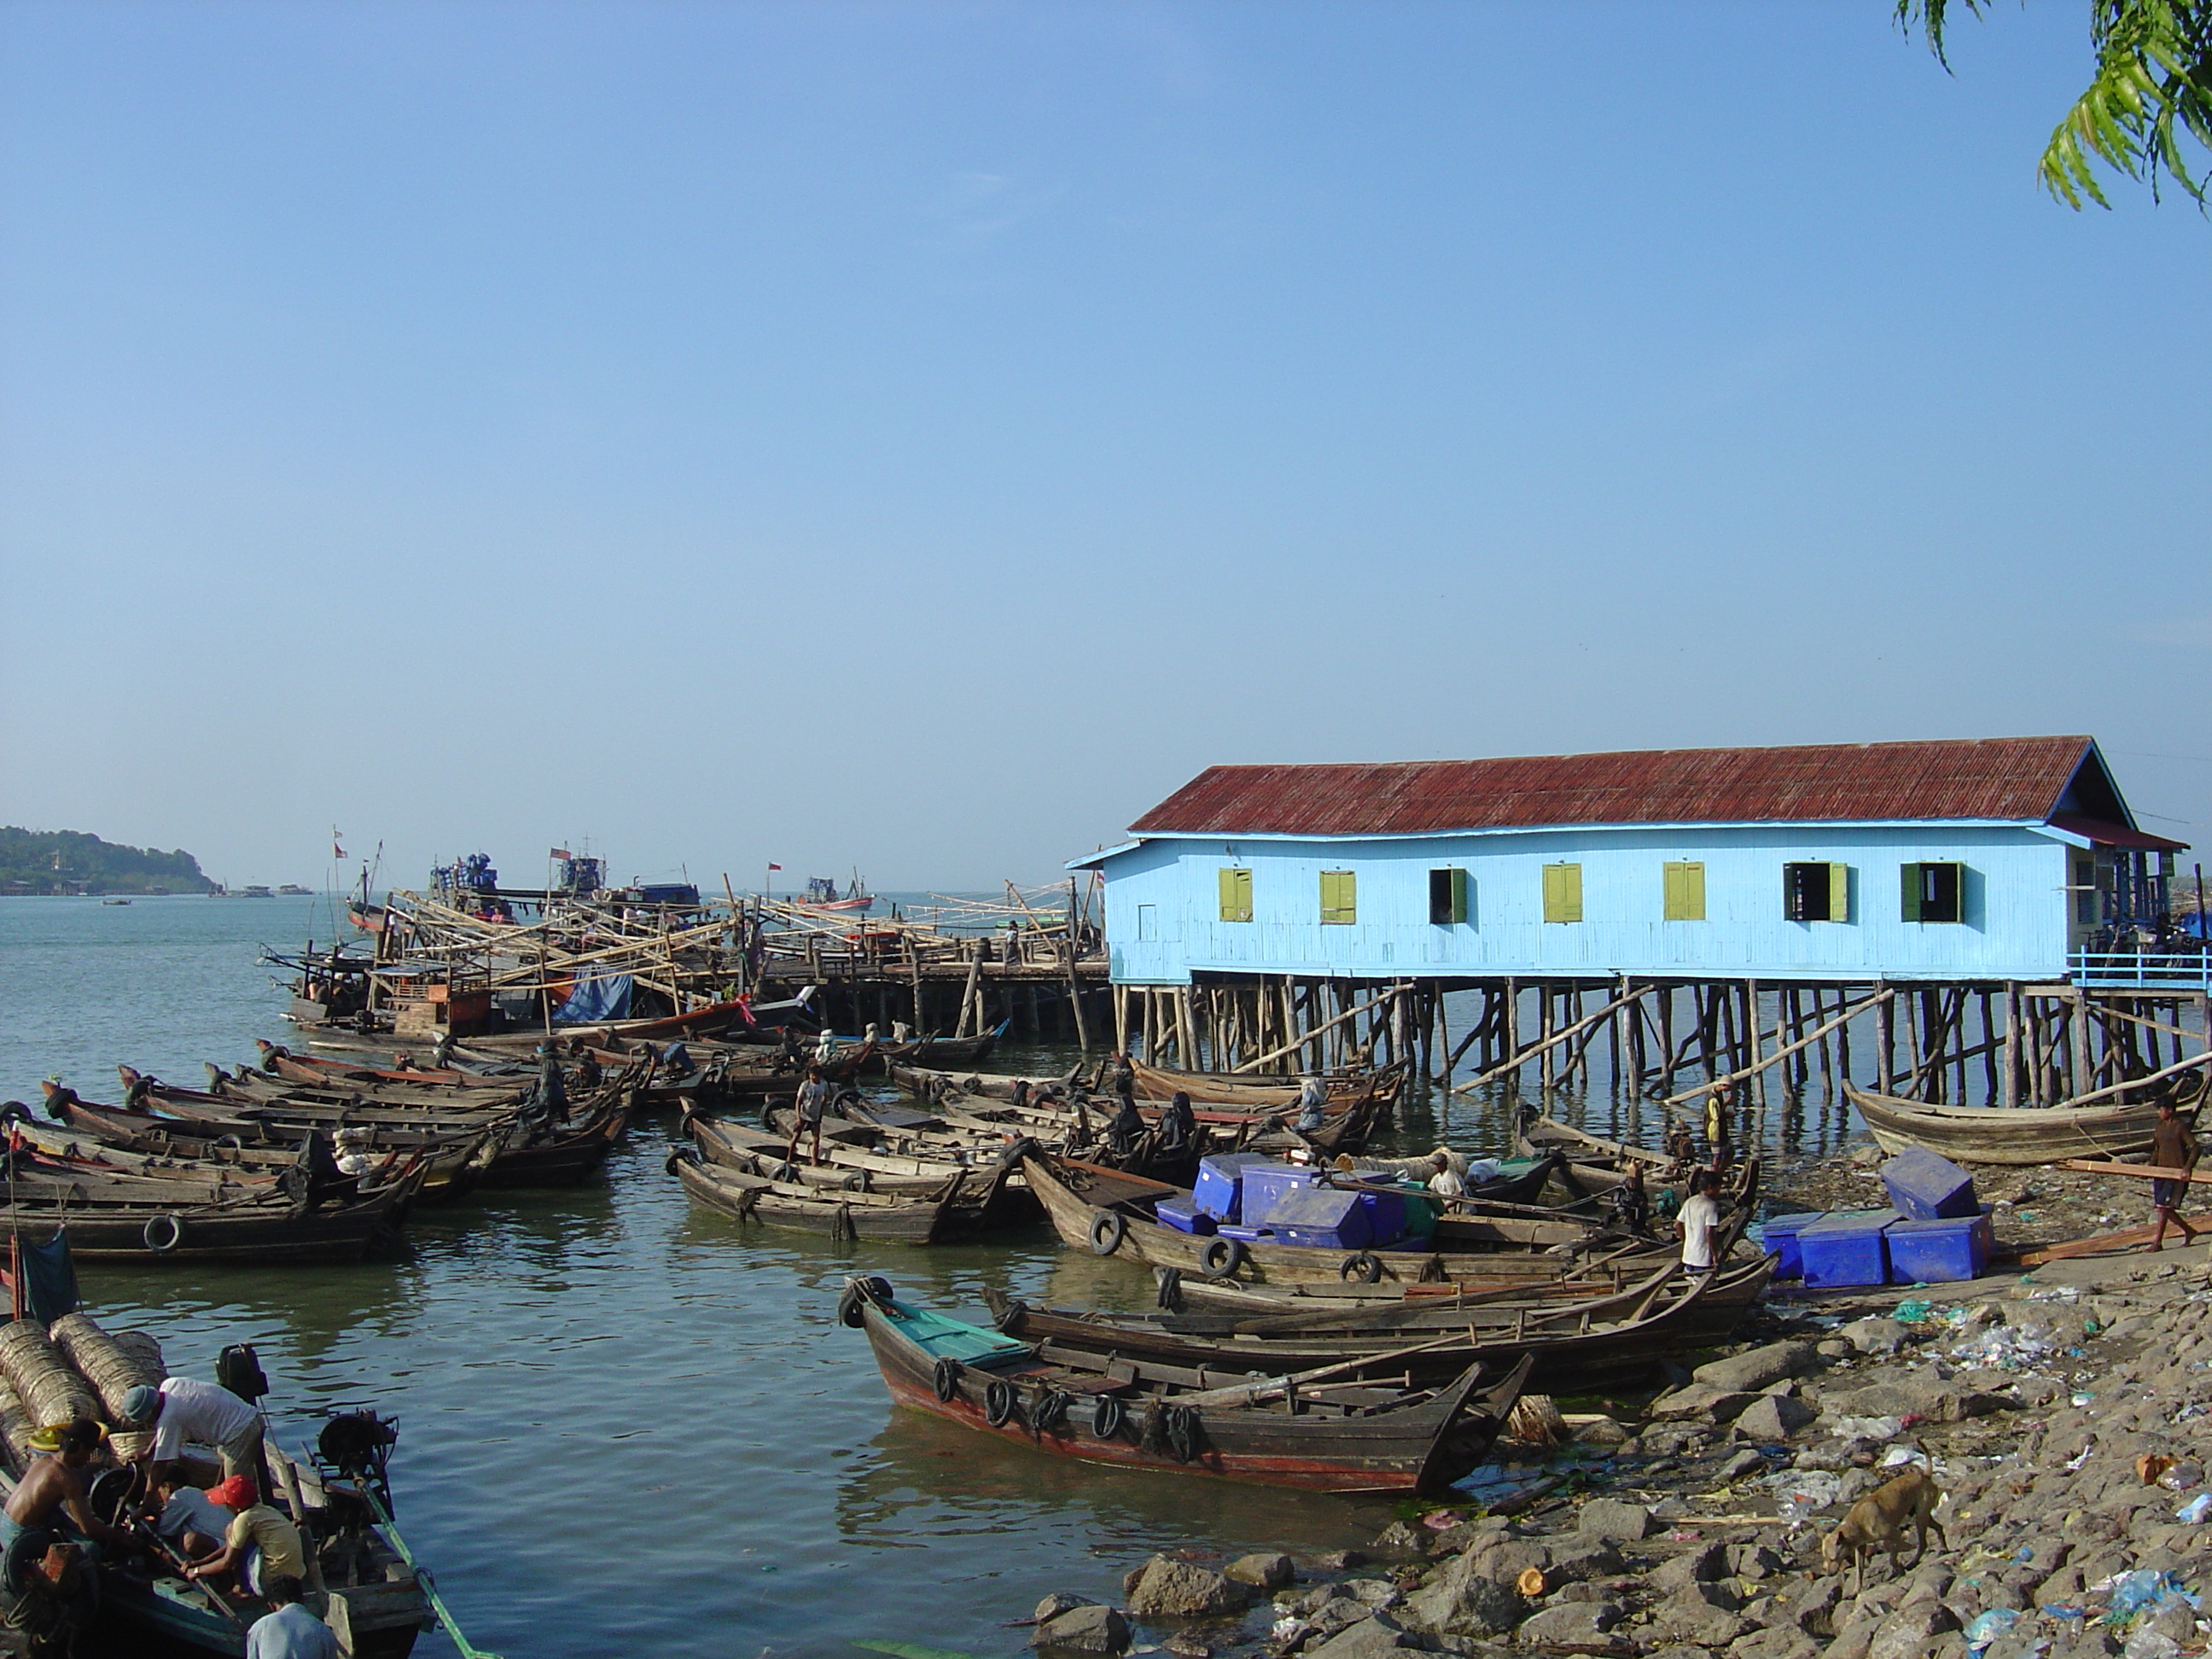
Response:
[0, 827, 215, 894]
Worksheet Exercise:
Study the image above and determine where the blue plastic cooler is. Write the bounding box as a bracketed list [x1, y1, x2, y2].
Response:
[1885, 1212, 1993, 1284]
[1759, 1211, 1827, 1280]
[1797, 1209, 1900, 1289]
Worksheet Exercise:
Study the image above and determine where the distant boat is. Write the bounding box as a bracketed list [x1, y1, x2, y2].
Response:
[800, 873, 874, 913]
[238, 884, 274, 899]
[276, 883, 312, 896]
[101, 898, 131, 906]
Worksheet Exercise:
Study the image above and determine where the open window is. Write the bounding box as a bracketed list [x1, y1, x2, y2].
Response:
[1218, 867, 1253, 923]
[1319, 870, 1357, 925]
[1542, 863, 1582, 923]
[1900, 862, 1963, 924]
[1663, 861, 1705, 922]
[1784, 862, 1849, 923]
[1429, 867, 1470, 925]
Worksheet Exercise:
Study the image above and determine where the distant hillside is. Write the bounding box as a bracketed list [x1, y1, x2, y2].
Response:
[0, 828, 215, 895]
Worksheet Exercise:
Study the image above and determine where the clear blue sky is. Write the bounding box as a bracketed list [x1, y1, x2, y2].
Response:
[3, 2, 2207, 891]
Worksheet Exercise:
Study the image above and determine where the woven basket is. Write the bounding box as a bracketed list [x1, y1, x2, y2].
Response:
[0, 1320, 99, 1434]
[50, 1314, 164, 1459]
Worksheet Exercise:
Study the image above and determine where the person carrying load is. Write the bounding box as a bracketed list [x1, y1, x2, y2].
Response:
[123, 1376, 267, 1502]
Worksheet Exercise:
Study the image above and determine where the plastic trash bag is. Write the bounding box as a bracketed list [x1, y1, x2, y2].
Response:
[2122, 1632, 2182, 1659]
[1769, 1469, 1846, 1524]
[1881, 1446, 1931, 1470]
[1965, 1608, 2020, 1656]
[2176, 1493, 2212, 1524]
[2159, 1460, 2204, 1491]
[1894, 1299, 1939, 1324]
[2098, 1569, 2201, 1630]
[1830, 1414, 1906, 1442]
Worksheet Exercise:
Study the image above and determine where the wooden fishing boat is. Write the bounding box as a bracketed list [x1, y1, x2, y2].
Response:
[846, 1277, 1534, 1493]
[1842, 1081, 2192, 1166]
[0, 1162, 426, 1263]
[876, 1022, 1012, 1069]
[1128, 1061, 1405, 1114]
[987, 1253, 1774, 1394]
[66, 1422, 434, 1656]
[58, 1087, 501, 1203]
[473, 1097, 632, 1187]
[1022, 1153, 1641, 1289]
[667, 1142, 992, 1243]
[687, 1111, 992, 1196]
[255, 1043, 523, 1091]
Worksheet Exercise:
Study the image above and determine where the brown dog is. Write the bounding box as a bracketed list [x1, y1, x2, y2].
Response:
[1820, 1464, 1948, 1592]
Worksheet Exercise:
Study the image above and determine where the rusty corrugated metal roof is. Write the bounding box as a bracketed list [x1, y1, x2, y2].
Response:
[1128, 737, 2100, 838]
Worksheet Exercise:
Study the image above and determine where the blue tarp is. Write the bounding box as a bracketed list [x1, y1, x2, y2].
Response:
[20, 1230, 77, 1324]
[553, 971, 633, 1024]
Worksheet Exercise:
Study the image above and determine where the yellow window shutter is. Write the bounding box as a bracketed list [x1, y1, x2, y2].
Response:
[1828, 862, 1849, 924]
[1662, 861, 1704, 921]
[1545, 863, 1582, 923]
[1218, 867, 1251, 923]
[1320, 870, 1356, 924]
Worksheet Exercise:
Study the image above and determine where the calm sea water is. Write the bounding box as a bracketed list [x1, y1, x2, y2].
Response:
[0, 894, 1858, 1659]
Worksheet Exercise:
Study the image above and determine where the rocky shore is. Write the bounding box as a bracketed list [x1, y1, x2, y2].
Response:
[1022, 1240, 2212, 1659]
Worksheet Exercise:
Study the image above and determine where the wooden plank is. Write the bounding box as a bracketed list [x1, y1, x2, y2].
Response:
[2017, 1223, 2161, 1265]
[2058, 1158, 2212, 1185]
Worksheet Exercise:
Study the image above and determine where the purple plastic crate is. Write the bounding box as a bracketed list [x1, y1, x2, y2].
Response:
[1154, 1200, 1217, 1236]
[1881, 1145, 1981, 1221]
[1243, 1164, 1324, 1225]
[1266, 1189, 1375, 1251]
[1798, 1209, 1900, 1289]
[1885, 1213, 1993, 1284]
[1759, 1212, 1826, 1280]
[1192, 1154, 1273, 1222]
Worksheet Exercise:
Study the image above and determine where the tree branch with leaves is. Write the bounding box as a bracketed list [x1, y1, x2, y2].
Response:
[1900, 1, 2212, 207]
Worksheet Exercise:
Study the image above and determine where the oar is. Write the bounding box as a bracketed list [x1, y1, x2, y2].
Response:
[133, 1517, 245, 1626]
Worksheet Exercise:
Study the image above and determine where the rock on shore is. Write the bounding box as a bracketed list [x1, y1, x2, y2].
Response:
[1026, 1253, 2212, 1659]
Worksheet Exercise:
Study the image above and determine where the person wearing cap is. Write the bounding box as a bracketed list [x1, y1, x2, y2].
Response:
[246, 1574, 338, 1659]
[184, 1476, 306, 1601]
[2, 1418, 130, 1557]
[1426, 1150, 1467, 1200]
[124, 1376, 266, 1499]
[332, 1129, 387, 1179]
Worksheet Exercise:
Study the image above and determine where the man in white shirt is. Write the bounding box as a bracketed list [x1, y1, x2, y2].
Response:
[123, 1377, 265, 1498]
[1676, 1171, 1721, 1274]
[1426, 1151, 1467, 1200]
[244, 1575, 336, 1659]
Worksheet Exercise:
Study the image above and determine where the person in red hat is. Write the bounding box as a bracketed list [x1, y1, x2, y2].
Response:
[182, 1476, 305, 1602]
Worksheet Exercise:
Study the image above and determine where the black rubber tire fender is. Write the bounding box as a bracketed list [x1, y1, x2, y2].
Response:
[984, 1378, 1018, 1428]
[1340, 1251, 1383, 1284]
[1087, 1209, 1126, 1256]
[1092, 1394, 1126, 1441]
[1198, 1236, 1243, 1280]
[142, 1214, 183, 1254]
[933, 1357, 962, 1403]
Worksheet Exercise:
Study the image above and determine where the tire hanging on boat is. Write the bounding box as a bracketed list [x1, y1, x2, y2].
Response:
[1165, 1406, 1203, 1464]
[933, 1358, 962, 1403]
[1339, 1251, 1382, 1284]
[1091, 1394, 1126, 1440]
[142, 1214, 183, 1254]
[1031, 1389, 1071, 1434]
[1087, 1211, 1126, 1255]
[983, 1379, 1018, 1428]
[1198, 1237, 1243, 1280]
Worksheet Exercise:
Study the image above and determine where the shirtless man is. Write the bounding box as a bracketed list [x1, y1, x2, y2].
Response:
[2, 1419, 131, 1558]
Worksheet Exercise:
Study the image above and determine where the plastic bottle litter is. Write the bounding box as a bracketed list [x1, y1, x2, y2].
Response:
[2098, 1570, 2201, 1630]
[2177, 1493, 2212, 1524]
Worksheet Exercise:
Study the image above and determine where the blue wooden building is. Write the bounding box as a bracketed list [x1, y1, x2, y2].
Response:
[1070, 737, 2200, 1106]
[1073, 736, 2181, 987]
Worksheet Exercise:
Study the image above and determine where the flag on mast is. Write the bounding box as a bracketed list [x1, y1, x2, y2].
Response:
[332, 828, 346, 860]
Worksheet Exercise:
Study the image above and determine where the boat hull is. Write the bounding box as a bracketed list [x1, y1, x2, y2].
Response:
[1844, 1082, 2173, 1166]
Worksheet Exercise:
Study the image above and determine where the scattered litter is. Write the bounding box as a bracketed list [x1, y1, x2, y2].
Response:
[2161, 1460, 2204, 1491]
[2123, 1632, 2181, 1659]
[1768, 1469, 1845, 1524]
[2065, 1444, 2095, 1473]
[1269, 1619, 1307, 1646]
[2072, 1393, 2097, 1407]
[2178, 1403, 2209, 1421]
[1965, 1608, 2020, 1656]
[1894, 1299, 1939, 1324]
[1881, 1446, 1931, 1470]
[1829, 1414, 1905, 1442]
[1950, 1326, 2055, 1371]
[2028, 1285, 2082, 1303]
[2177, 1493, 2212, 1524]
[2098, 1569, 2201, 1631]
